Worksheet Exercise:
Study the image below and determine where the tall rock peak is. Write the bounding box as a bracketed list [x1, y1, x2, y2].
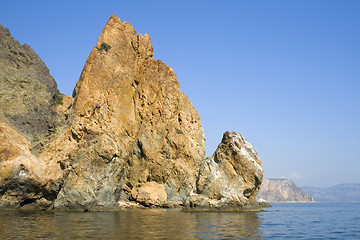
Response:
[51, 14, 206, 209]
[73, 14, 154, 112]
[0, 15, 263, 211]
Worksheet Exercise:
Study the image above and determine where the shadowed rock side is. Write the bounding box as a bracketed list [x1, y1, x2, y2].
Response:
[0, 25, 69, 209]
[0, 25, 68, 151]
[0, 15, 264, 211]
[186, 131, 263, 211]
[257, 179, 314, 203]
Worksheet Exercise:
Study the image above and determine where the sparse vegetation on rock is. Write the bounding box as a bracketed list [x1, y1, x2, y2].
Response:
[98, 42, 111, 52]
[55, 93, 64, 105]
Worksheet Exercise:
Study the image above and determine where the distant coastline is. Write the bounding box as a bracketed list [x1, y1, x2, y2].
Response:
[257, 178, 314, 203]
[303, 183, 360, 203]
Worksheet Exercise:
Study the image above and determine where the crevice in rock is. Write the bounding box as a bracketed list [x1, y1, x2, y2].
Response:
[243, 189, 252, 198]
[19, 198, 37, 207]
[255, 175, 261, 190]
[136, 139, 146, 159]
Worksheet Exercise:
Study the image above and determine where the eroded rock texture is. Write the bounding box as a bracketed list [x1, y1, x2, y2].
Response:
[0, 122, 60, 209]
[186, 131, 263, 210]
[0, 25, 67, 150]
[0, 15, 263, 211]
[0, 25, 66, 209]
[44, 14, 206, 210]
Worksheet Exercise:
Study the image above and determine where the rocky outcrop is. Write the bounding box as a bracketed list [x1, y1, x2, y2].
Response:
[45, 14, 206, 210]
[186, 132, 263, 210]
[0, 122, 60, 209]
[0, 15, 263, 211]
[0, 25, 67, 151]
[257, 179, 314, 203]
[132, 181, 167, 207]
[0, 24, 68, 209]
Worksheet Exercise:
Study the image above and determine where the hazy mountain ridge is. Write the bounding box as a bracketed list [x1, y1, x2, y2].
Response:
[303, 183, 360, 203]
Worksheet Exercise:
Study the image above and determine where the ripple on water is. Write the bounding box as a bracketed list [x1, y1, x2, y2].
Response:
[0, 203, 359, 239]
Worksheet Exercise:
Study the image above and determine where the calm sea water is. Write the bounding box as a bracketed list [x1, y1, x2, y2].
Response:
[0, 203, 359, 239]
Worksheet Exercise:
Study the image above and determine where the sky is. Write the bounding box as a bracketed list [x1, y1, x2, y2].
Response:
[1, 0, 359, 187]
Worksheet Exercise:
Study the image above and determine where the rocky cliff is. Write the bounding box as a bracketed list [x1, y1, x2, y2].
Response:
[0, 15, 263, 211]
[257, 179, 314, 203]
[0, 25, 67, 152]
[48, 14, 206, 210]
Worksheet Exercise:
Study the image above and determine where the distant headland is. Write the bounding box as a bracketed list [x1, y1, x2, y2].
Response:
[257, 178, 314, 203]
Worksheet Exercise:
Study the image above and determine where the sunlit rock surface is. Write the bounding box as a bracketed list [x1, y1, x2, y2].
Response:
[0, 15, 264, 211]
[43, 14, 206, 210]
[186, 131, 263, 210]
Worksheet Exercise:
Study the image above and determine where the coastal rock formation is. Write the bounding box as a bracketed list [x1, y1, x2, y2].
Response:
[0, 25, 66, 151]
[186, 132, 263, 210]
[132, 181, 167, 207]
[0, 25, 67, 209]
[257, 179, 314, 203]
[0, 15, 263, 211]
[42, 14, 206, 210]
[0, 122, 60, 209]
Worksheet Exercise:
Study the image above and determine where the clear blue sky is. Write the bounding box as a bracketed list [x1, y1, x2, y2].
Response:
[1, 0, 359, 187]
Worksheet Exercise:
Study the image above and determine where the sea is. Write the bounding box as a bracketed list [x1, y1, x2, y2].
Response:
[0, 203, 359, 239]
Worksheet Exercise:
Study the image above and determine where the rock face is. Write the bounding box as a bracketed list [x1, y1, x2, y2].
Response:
[48, 14, 206, 210]
[0, 15, 263, 211]
[0, 25, 67, 209]
[186, 132, 263, 210]
[257, 179, 314, 203]
[0, 122, 60, 209]
[0, 25, 66, 151]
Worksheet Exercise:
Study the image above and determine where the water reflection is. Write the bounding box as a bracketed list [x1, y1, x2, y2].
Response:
[193, 211, 261, 239]
[0, 209, 262, 239]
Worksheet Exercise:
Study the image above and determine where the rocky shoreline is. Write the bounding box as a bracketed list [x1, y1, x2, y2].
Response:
[0, 15, 264, 211]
